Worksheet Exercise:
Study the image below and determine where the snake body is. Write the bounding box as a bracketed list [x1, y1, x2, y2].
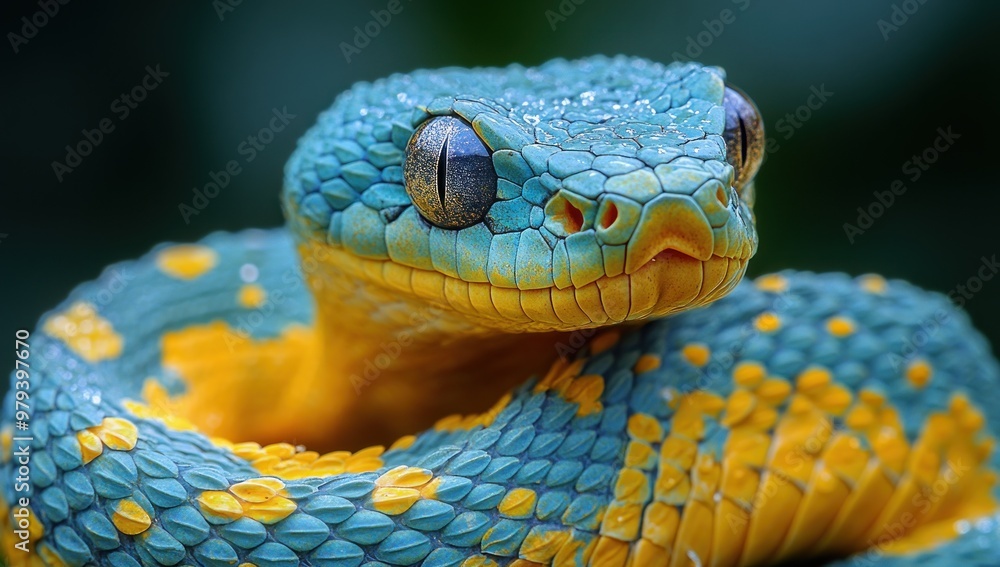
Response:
[3, 56, 1000, 566]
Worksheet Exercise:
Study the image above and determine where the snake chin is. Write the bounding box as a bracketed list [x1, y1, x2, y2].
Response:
[626, 250, 749, 319]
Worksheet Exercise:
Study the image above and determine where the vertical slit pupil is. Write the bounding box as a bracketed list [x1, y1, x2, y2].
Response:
[738, 115, 749, 167]
[436, 134, 449, 210]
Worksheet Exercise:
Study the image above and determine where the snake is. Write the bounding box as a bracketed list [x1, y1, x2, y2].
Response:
[3, 56, 1000, 567]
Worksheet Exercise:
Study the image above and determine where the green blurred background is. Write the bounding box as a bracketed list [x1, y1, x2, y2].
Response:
[3, 1, 998, 363]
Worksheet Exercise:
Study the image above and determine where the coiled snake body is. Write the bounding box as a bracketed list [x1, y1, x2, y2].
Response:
[3, 57, 999, 566]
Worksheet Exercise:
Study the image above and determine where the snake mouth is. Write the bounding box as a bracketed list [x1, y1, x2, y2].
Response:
[624, 200, 718, 274]
[622, 192, 754, 274]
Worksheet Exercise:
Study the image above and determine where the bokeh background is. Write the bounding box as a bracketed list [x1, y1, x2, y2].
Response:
[3, 1, 998, 369]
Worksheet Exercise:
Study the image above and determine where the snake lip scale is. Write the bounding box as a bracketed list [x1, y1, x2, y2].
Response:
[3, 55, 999, 567]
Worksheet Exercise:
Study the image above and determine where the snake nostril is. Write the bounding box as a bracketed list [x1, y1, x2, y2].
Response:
[544, 190, 596, 237]
[598, 201, 618, 230]
[717, 185, 730, 208]
[562, 200, 584, 234]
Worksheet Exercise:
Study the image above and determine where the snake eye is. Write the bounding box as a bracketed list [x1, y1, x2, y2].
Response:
[723, 86, 764, 189]
[403, 116, 497, 229]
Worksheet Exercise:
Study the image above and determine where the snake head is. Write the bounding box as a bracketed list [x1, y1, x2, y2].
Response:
[284, 56, 760, 332]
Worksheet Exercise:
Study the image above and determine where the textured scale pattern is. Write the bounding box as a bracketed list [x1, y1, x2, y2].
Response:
[3, 56, 999, 566]
[282, 56, 757, 330]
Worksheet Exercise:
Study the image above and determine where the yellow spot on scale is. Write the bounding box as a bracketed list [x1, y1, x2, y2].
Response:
[156, 244, 218, 280]
[591, 535, 631, 566]
[906, 359, 933, 389]
[112, 499, 151, 535]
[419, 477, 443, 500]
[859, 388, 886, 408]
[371, 487, 421, 515]
[199, 481, 296, 524]
[614, 468, 651, 504]
[722, 389, 757, 427]
[89, 417, 138, 451]
[624, 440, 656, 469]
[197, 491, 244, 521]
[533, 357, 605, 416]
[681, 343, 711, 367]
[244, 496, 296, 524]
[826, 316, 856, 337]
[461, 556, 499, 567]
[221, 477, 298, 524]
[535, 357, 585, 393]
[589, 329, 620, 355]
[796, 367, 833, 394]
[659, 435, 698, 470]
[563, 375, 605, 416]
[753, 311, 782, 333]
[859, 273, 888, 294]
[634, 539, 670, 566]
[214, 440, 384, 480]
[845, 404, 877, 430]
[0, 427, 11, 464]
[376, 466, 433, 488]
[238, 284, 267, 308]
[75, 429, 103, 464]
[228, 479, 279, 503]
[755, 378, 792, 406]
[641, 501, 680, 548]
[498, 487, 537, 518]
[733, 361, 766, 388]
[815, 383, 854, 416]
[633, 354, 661, 374]
[599, 501, 643, 541]
[755, 273, 788, 293]
[627, 413, 664, 443]
[518, 529, 571, 563]
[43, 301, 123, 362]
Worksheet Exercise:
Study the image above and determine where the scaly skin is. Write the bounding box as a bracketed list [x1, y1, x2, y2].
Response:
[3, 56, 998, 566]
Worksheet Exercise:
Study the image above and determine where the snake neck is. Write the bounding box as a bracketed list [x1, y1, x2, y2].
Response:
[281, 241, 574, 451]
